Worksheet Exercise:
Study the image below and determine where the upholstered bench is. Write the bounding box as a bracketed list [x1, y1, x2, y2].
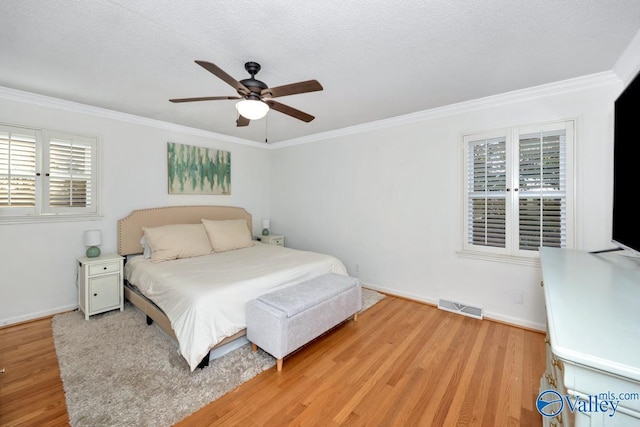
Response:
[246, 273, 361, 371]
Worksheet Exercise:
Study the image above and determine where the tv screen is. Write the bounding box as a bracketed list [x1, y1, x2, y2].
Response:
[612, 70, 640, 253]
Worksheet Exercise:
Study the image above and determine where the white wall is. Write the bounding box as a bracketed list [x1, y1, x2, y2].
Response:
[0, 95, 271, 325]
[269, 78, 621, 330]
[2, 48, 636, 329]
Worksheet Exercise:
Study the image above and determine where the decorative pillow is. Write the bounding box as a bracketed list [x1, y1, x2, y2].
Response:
[143, 223, 213, 262]
[201, 219, 254, 253]
[140, 235, 152, 259]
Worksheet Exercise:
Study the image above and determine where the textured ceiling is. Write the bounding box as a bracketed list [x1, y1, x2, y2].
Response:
[1, 0, 640, 143]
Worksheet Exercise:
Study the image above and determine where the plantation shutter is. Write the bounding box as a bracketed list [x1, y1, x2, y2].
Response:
[0, 126, 37, 214]
[467, 136, 507, 248]
[517, 130, 566, 250]
[46, 134, 95, 213]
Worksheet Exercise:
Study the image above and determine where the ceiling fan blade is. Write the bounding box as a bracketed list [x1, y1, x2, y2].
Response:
[262, 80, 323, 99]
[236, 115, 250, 127]
[169, 96, 241, 103]
[195, 60, 250, 95]
[266, 100, 315, 122]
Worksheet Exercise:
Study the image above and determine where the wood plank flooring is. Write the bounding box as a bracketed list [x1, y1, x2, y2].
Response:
[0, 295, 545, 426]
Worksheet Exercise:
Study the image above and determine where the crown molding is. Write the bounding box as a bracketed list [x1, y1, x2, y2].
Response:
[614, 28, 640, 86]
[272, 71, 620, 149]
[0, 86, 265, 149]
[1, 71, 621, 151]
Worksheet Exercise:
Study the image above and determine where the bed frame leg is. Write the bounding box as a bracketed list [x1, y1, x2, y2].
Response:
[276, 358, 283, 371]
[251, 343, 257, 352]
[197, 354, 210, 370]
[354, 312, 358, 322]
[146, 315, 153, 326]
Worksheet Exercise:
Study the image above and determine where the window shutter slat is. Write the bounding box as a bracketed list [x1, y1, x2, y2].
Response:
[0, 129, 37, 208]
[467, 137, 507, 248]
[48, 138, 92, 208]
[518, 130, 566, 250]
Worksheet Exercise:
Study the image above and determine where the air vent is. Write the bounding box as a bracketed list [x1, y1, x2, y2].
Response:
[437, 299, 483, 320]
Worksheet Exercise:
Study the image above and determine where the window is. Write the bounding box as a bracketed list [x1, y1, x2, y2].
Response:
[462, 120, 574, 260]
[0, 123, 98, 220]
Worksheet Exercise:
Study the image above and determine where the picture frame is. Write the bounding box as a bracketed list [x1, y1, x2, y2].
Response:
[167, 142, 231, 195]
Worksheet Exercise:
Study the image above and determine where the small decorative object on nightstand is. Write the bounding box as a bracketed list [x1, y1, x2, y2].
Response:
[262, 218, 270, 236]
[259, 234, 285, 247]
[77, 254, 124, 320]
[84, 229, 102, 258]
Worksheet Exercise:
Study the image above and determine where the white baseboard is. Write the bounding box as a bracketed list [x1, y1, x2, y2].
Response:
[1, 303, 78, 327]
[361, 282, 545, 332]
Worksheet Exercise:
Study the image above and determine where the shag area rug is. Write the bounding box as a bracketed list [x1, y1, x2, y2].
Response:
[53, 288, 385, 427]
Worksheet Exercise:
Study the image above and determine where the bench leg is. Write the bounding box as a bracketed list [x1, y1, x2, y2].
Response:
[277, 358, 283, 372]
[251, 343, 257, 352]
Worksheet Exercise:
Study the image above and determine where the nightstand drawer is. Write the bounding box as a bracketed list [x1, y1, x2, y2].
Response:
[268, 237, 284, 246]
[88, 261, 121, 276]
[256, 234, 285, 246]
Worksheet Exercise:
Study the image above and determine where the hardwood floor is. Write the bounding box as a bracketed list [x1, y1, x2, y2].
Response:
[0, 295, 545, 426]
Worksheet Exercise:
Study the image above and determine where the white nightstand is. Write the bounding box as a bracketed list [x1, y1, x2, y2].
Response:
[77, 254, 124, 320]
[258, 234, 285, 247]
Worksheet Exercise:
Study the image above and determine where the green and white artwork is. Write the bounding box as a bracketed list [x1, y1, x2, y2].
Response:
[167, 142, 231, 194]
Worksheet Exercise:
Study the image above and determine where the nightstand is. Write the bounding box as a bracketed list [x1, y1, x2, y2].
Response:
[258, 234, 285, 247]
[77, 254, 124, 320]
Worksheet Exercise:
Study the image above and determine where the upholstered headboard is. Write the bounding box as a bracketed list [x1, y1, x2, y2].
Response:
[117, 205, 252, 256]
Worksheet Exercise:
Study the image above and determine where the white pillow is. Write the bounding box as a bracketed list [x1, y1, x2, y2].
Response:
[201, 219, 254, 253]
[143, 223, 213, 262]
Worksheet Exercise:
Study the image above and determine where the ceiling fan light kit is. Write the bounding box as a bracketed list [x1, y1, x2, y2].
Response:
[170, 60, 323, 127]
[235, 99, 269, 120]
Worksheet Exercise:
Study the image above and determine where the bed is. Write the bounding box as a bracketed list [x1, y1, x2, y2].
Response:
[117, 205, 348, 371]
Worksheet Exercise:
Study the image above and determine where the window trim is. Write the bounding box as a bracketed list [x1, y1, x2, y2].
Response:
[458, 118, 576, 264]
[0, 122, 101, 224]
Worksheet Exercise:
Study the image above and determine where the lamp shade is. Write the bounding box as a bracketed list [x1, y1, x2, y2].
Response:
[84, 229, 102, 247]
[235, 99, 269, 120]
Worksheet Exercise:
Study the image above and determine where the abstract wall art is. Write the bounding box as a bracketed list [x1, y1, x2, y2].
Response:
[167, 142, 231, 194]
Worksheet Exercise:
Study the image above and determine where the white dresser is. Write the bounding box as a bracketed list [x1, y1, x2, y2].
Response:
[540, 247, 640, 426]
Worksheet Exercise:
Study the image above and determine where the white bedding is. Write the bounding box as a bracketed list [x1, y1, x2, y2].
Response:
[124, 243, 347, 371]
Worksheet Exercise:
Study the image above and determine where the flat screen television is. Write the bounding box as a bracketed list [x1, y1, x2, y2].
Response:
[612, 70, 640, 254]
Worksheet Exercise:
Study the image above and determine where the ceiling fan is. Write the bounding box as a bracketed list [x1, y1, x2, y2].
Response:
[169, 60, 323, 127]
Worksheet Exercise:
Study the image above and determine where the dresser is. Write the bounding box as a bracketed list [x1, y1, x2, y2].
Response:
[539, 247, 640, 426]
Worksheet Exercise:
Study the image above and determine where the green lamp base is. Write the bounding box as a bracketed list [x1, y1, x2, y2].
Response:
[86, 246, 101, 258]
[262, 228, 270, 236]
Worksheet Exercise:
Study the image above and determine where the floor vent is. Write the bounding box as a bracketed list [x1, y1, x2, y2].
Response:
[437, 299, 483, 320]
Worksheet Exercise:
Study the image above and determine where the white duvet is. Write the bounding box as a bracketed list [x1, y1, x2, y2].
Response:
[124, 243, 347, 371]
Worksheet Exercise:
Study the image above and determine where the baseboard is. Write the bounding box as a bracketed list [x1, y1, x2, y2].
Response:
[361, 282, 545, 333]
[0, 303, 78, 328]
[482, 310, 545, 333]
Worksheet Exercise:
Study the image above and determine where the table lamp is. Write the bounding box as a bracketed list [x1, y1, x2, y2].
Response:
[84, 229, 102, 258]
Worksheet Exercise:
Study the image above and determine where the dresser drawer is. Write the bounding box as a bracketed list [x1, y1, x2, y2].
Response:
[88, 261, 121, 276]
